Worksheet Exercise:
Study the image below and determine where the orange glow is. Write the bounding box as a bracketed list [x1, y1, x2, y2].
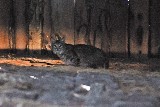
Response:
[0, 58, 64, 67]
[29, 27, 42, 50]
[0, 30, 10, 49]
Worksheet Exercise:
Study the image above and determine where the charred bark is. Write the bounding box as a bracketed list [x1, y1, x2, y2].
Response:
[24, 0, 32, 54]
[38, 0, 45, 54]
[148, 0, 151, 57]
[8, 0, 16, 53]
[127, 0, 131, 57]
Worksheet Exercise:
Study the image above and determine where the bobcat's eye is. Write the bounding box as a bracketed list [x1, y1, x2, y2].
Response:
[59, 45, 62, 48]
[53, 45, 56, 48]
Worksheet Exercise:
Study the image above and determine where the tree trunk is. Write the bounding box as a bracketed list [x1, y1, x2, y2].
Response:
[0, 0, 11, 51]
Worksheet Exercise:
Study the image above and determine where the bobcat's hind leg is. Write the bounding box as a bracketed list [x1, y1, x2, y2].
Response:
[69, 57, 80, 66]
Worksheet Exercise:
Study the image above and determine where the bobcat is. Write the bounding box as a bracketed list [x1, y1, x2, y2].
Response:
[50, 35, 109, 68]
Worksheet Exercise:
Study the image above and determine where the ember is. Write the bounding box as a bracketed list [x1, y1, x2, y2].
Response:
[0, 58, 64, 67]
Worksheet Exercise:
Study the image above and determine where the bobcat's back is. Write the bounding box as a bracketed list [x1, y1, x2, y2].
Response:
[73, 44, 108, 68]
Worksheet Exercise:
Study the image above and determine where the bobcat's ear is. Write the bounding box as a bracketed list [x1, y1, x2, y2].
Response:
[55, 33, 61, 40]
[60, 37, 65, 42]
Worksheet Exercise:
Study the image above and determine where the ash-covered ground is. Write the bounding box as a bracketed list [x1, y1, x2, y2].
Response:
[0, 56, 160, 107]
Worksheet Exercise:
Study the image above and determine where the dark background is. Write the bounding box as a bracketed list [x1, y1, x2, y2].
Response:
[0, 0, 159, 58]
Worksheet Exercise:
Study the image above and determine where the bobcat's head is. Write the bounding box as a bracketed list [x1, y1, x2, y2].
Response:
[51, 34, 66, 55]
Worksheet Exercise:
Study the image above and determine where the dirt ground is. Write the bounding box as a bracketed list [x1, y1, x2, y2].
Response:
[0, 55, 160, 107]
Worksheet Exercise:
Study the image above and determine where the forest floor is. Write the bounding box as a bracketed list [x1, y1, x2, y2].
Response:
[0, 55, 160, 107]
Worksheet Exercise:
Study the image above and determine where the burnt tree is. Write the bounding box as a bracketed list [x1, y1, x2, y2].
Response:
[0, 0, 159, 58]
